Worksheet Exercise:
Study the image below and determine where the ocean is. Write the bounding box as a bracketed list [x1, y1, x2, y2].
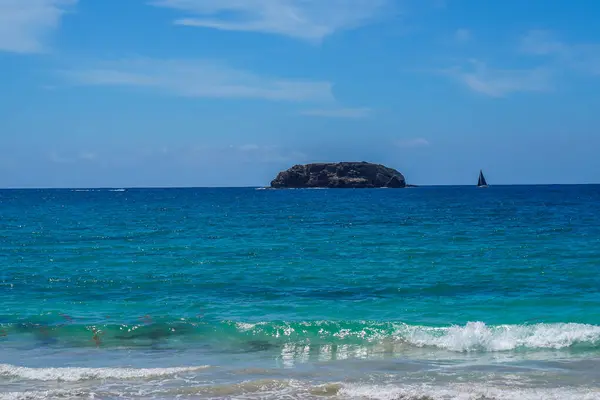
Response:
[1, 185, 600, 399]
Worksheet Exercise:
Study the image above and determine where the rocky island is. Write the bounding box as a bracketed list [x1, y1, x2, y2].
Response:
[270, 162, 406, 189]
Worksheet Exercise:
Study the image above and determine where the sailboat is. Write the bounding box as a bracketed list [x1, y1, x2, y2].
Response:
[477, 170, 488, 188]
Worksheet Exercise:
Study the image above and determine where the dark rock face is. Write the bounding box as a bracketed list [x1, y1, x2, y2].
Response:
[270, 162, 406, 189]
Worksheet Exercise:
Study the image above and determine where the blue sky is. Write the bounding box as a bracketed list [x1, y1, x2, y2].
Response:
[1, 0, 600, 187]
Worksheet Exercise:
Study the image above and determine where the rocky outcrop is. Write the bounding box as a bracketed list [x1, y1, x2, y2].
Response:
[270, 162, 406, 189]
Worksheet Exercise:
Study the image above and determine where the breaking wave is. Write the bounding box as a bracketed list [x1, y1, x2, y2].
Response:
[2, 319, 600, 352]
[231, 320, 600, 352]
[398, 321, 600, 352]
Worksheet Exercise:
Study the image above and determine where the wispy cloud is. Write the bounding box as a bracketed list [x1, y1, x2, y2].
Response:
[432, 0, 448, 9]
[299, 107, 372, 118]
[454, 28, 471, 43]
[520, 30, 566, 56]
[0, 0, 76, 53]
[446, 60, 551, 97]
[78, 151, 97, 161]
[521, 30, 600, 76]
[233, 144, 307, 163]
[151, 0, 391, 42]
[48, 150, 97, 164]
[49, 151, 71, 164]
[61, 58, 334, 102]
[183, 144, 307, 165]
[238, 144, 261, 152]
[396, 138, 430, 148]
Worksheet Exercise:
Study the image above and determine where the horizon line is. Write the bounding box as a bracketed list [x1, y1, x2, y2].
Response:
[1, 183, 600, 190]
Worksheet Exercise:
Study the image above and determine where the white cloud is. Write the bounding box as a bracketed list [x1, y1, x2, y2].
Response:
[238, 144, 306, 163]
[62, 58, 334, 102]
[0, 0, 76, 53]
[238, 144, 261, 152]
[521, 30, 600, 76]
[78, 152, 97, 161]
[48, 150, 97, 164]
[432, 0, 448, 9]
[520, 30, 566, 56]
[48, 151, 72, 164]
[454, 28, 471, 43]
[299, 107, 372, 118]
[151, 0, 391, 42]
[242, 146, 307, 164]
[447, 60, 551, 97]
[396, 138, 430, 148]
[183, 144, 307, 165]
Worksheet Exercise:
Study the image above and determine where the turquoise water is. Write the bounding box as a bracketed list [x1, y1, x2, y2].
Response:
[1, 186, 600, 399]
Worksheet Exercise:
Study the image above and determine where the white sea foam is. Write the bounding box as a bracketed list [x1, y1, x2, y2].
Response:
[232, 320, 600, 352]
[71, 188, 125, 192]
[0, 390, 91, 400]
[3, 379, 600, 400]
[5, 382, 596, 400]
[339, 383, 600, 400]
[0, 364, 209, 382]
[398, 321, 600, 352]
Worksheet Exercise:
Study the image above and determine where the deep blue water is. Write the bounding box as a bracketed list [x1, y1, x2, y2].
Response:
[1, 186, 600, 399]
